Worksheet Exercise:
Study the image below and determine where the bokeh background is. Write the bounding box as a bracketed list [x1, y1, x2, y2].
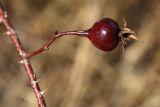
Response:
[0, 0, 160, 107]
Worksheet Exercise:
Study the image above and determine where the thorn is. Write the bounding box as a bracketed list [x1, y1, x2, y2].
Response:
[5, 29, 16, 36]
[18, 59, 29, 64]
[54, 30, 58, 35]
[18, 60, 24, 64]
[40, 89, 48, 95]
[32, 79, 40, 87]
[6, 31, 11, 35]
[4, 11, 7, 18]
[33, 79, 40, 84]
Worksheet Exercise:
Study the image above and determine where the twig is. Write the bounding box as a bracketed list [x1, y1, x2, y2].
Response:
[0, 4, 46, 107]
[0, 3, 88, 107]
[27, 30, 88, 58]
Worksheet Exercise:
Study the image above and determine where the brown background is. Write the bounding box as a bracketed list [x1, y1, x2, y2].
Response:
[0, 0, 160, 107]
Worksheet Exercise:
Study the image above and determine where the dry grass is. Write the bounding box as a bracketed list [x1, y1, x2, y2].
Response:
[0, 0, 160, 107]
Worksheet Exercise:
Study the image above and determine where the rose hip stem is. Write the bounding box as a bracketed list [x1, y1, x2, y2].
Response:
[27, 30, 88, 58]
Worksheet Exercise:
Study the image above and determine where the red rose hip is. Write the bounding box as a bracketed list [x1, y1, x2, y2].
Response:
[86, 18, 139, 51]
[87, 18, 120, 51]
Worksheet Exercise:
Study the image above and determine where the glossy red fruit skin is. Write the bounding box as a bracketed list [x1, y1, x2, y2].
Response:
[87, 18, 120, 51]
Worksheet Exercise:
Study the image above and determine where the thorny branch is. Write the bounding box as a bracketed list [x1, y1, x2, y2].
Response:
[0, 3, 88, 107]
[0, 4, 46, 107]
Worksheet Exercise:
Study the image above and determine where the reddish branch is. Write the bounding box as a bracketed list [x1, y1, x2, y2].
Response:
[27, 30, 88, 58]
[0, 2, 139, 107]
[0, 4, 46, 107]
[0, 3, 88, 107]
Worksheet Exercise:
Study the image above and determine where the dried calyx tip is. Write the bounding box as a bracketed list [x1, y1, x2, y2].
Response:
[121, 17, 139, 40]
[119, 18, 141, 51]
[121, 28, 143, 42]
[129, 34, 139, 40]
[121, 27, 138, 40]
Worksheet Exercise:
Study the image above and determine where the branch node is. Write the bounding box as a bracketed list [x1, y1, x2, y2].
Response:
[18, 53, 30, 64]
[22, 59, 30, 64]
[20, 50, 28, 58]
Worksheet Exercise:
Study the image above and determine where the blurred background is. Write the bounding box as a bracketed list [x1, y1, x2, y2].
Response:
[0, 0, 160, 107]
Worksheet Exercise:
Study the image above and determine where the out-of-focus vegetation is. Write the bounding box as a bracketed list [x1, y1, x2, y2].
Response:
[0, 0, 160, 107]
